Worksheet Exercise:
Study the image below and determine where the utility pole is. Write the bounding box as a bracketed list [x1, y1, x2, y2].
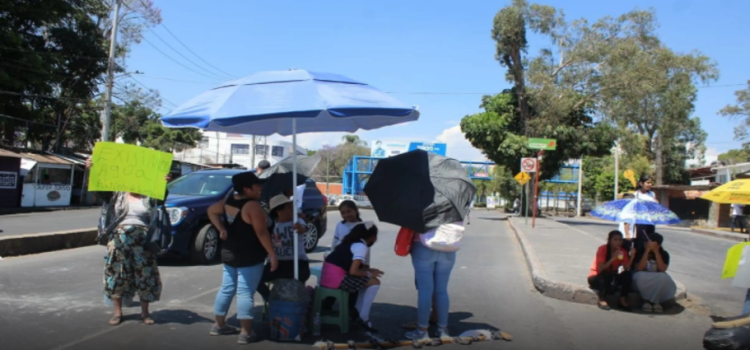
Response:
[576, 157, 583, 217]
[100, 0, 121, 142]
[614, 142, 620, 200]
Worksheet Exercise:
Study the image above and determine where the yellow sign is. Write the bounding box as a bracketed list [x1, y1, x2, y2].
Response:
[514, 172, 531, 185]
[624, 170, 636, 187]
[88, 142, 173, 200]
[723, 242, 750, 279]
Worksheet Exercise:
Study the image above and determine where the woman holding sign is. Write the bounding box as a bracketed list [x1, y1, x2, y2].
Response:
[86, 158, 170, 326]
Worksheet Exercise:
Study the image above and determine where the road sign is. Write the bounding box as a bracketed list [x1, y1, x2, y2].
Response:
[528, 138, 557, 150]
[514, 172, 531, 185]
[521, 158, 537, 172]
[624, 169, 636, 187]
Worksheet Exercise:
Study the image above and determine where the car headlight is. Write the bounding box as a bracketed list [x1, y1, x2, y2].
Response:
[166, 206, 188, 226]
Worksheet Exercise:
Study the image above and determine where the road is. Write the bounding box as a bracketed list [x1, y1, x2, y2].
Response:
[557, 217, 743, 317]
[0, 209, 100, 237]
[0, 210, 711, 350]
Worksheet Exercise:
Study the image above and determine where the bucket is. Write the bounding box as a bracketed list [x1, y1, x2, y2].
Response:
[268, 300, 308, 341]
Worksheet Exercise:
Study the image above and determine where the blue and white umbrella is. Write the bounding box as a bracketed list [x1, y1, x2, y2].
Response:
[161, 69, 420, 278]
[591, 198, 680, 226]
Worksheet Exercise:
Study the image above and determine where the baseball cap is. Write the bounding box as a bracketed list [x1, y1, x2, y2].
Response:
[257, 160, 271, 170]
[232, 171, 264, 192]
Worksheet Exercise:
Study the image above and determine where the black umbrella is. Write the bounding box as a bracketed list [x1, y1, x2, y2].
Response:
[259, 154, 322, 202]
[364, 150, 476, 232]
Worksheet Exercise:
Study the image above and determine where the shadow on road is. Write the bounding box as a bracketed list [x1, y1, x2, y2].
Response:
[152, 309, 215, 325]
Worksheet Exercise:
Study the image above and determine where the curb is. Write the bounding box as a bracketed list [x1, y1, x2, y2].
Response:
[507, 218, 687, 306]
[0, 206, 99, 216]
[0, 228, 97, 258]
[689, 228, 747, 242]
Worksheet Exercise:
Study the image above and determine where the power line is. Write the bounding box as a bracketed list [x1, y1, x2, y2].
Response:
[139, 75, 217, 85]
[128, 76, 178, 107]
[143, 25, 233, 81]
[140, 36, 225, 82]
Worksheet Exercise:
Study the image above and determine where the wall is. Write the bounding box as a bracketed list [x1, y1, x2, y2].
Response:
[0, 156, 21, 208]
[317, 182, 342, 195]
[175, 132, 307, 169]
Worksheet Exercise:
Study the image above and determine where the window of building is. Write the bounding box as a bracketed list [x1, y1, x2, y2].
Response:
[255, 144, 269, 156]
[271, 146, 284, 157]
[199, 137, 209, 149]
[231, 144, 249, 155]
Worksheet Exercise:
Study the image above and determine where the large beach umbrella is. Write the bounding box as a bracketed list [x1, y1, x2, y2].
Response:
[161, 69, 419, 278]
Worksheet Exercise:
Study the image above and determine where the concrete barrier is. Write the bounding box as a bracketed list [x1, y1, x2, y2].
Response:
[0, 229, 97, 258]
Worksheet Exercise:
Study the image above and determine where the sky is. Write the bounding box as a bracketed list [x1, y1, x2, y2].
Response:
[126, 0, 750, 164]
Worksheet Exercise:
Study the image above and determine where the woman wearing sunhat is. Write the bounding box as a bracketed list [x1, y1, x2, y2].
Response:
[256, 194, 311, 303]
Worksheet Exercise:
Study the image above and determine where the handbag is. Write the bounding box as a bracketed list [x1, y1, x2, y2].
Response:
[394, 227, 416, 257]
[419, 223, 465, 252]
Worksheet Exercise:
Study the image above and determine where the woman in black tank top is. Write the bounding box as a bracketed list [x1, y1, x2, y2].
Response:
[206, 172, 278, 344]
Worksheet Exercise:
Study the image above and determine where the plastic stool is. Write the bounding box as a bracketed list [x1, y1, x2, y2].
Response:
[312, 287, 349, 333]
[309, 265, 323, 286]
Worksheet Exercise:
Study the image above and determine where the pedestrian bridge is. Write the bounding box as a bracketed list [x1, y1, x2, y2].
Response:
[341, 156, 495, 195]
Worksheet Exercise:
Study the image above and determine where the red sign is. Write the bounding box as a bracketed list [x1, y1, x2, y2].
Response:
[521, 158, 537, 172]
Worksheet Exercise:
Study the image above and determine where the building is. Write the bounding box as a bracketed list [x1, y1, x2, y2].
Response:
[174, 133, 307, 169]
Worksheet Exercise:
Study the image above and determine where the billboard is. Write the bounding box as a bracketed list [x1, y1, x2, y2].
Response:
[408, 142, 447, 156]
[371, 140, 409, 158]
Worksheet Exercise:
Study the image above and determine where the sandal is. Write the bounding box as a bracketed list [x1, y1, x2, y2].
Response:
[142, 314, 155, 325]
[597, 302, 610, 311]
[109, 314, 122, 326]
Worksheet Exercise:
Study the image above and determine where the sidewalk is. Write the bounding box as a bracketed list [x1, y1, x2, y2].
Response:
[508, 217, 687, 306]
[561, 215, 747, 242]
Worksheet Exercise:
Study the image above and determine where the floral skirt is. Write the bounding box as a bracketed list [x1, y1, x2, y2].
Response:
[104, 225, 162, 302]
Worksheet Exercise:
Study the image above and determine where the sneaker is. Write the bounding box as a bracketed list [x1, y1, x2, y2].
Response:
[405, 329, 430, 341]
[437, 327, 450, 339]
[653, 304, 663, 313]
[209, 324, 238, 336]
[237, 332, 257, 344]
[356, 318, 379, 333]
[642, 303, 653, 313]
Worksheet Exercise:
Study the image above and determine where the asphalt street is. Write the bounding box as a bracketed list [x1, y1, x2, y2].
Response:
[557, 217, 743, 317]
[0, 210, 711, 350]
[0, 209, 100, 237]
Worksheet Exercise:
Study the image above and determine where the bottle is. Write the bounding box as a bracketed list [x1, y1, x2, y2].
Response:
[312, 312, 321, 336]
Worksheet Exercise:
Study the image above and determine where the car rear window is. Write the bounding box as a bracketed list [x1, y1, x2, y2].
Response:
[167, 173, 233, 196]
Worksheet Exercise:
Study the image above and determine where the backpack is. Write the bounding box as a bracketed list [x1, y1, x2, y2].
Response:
[144, 204, 172, 254]
[419, 223, 465, 252]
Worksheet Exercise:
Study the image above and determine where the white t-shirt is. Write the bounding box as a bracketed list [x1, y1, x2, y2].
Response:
[733, 204, 745, 216]
[350, 240, 369, 262]
[291, 184, 306, 209]
[634, 190, 656, 202]
[272, 218, 308, 261]
[618, 221, 636, 240]
[330, 221, 370, 265]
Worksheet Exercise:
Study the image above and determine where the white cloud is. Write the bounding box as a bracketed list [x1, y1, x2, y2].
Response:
[686, 146, 720, 167]
[436, 125, 488, 161]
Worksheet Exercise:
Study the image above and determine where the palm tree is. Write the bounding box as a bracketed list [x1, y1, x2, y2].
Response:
[341, 134, 367, 147]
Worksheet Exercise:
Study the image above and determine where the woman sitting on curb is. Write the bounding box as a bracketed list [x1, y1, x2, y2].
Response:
[588, 230, 633, 311]
[632, 232, 676, 313]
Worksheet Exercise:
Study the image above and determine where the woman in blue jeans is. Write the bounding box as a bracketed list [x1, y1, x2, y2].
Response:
[405, 230, 457, 340]
[207, 172, 278, 344]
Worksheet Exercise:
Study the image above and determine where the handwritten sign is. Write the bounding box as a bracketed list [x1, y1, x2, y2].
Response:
[88, 142, 173, 200]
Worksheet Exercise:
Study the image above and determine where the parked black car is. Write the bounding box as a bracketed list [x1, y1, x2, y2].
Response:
[162, 168, 328, 264]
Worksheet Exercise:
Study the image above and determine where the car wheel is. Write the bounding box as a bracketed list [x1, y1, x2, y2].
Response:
[191, 223, 219, 264]
[303, 221, 319, 253]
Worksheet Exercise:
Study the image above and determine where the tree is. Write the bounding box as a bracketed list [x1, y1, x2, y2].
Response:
[460, 90, 614, 181]
[109, 96, 201, 152]
[720, 80, 750, 142]
[718, 148, 750, 165]
[312, 143, 371, 183]
[341, 134, 367, 147]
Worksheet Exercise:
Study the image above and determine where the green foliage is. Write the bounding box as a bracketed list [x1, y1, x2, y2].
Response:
[489, 165, 522, 203]
[720, 80, 750, 142]
[311, 143, 371, 182]
[460, 90, 615, 181]
[717, 148, 750, 165]
[594, 172, 635, 202]
[110, 99, 201, 152]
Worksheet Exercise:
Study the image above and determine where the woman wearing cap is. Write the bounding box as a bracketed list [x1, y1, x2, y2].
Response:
[206, 172, 278, 344]
[256, 194, 311, 303]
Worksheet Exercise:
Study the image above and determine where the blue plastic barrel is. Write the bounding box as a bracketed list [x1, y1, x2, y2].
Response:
[268, 300, 308, 341]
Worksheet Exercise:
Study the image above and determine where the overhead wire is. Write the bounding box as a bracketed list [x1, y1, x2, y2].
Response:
[128, 75, 178, 107]
[142, 25, 233, 81]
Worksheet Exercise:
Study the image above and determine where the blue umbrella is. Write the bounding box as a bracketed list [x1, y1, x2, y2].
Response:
[591, 198, 680, 225]
[160, 69, 419, 279]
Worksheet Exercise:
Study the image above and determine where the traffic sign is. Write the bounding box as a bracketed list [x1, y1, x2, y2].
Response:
[528, 138, 557, 150]
[521, 158, 537, 172]
[624, 169, 636, 187]
[514, 172, 531, 185]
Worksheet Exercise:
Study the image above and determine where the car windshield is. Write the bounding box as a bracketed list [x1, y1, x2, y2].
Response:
[167, 172, 233, 196]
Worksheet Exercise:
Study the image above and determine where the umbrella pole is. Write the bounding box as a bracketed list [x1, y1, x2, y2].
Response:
[292, 118, 299, 280]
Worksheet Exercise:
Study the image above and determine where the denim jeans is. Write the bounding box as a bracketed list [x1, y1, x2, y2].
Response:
[743, 289, 750, 315]
[411, 242, 456, 329]
[213, 263, 264, 320]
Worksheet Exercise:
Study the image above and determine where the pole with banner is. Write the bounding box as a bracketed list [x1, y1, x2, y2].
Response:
[527, 138, 556, 228]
